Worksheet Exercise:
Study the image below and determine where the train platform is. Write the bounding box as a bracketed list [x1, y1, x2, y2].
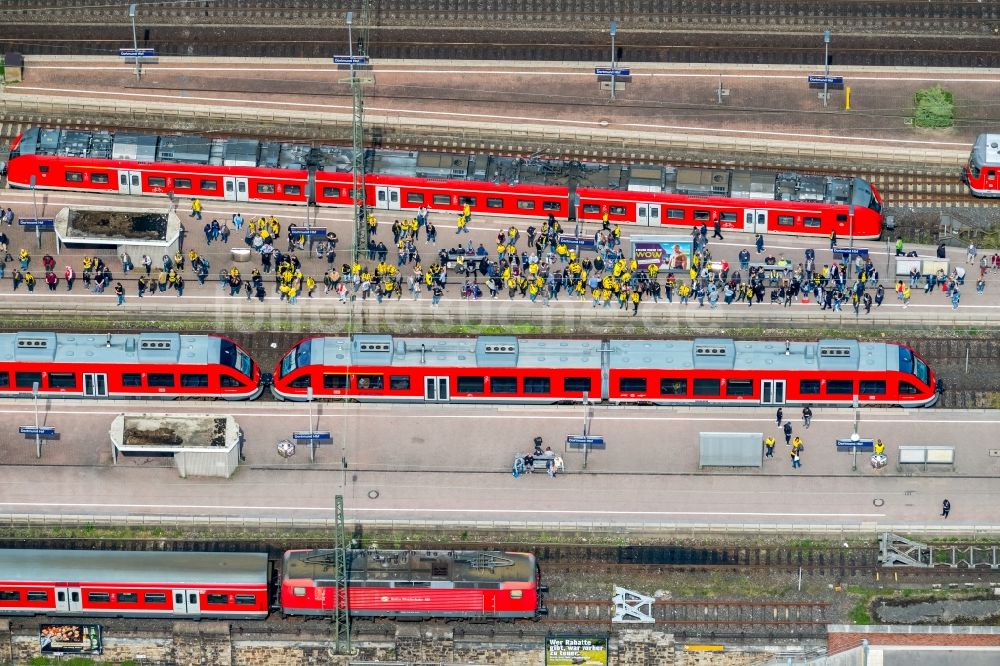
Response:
[0, 187, 997, 328]
[0, 400, 995, 534]
[3, 56, 989, 167]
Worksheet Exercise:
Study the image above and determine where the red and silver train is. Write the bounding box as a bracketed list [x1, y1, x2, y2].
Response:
[0, 331, 262, 400]
[6, 126, 883, 238]
[0, 548, 546, 620]
[272, 335, 938, 408]
[964, 133, 1000, 197]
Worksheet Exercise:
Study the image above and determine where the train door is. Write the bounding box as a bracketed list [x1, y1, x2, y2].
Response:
[83, 373, 108, 398]
[172, 590, 201, 615]
[637, 203, 661, 226]
[224, 177, 249, 202]
[423, 376, 449, 402]
[375, 186, 401, 210]
[118, 171, 142, 195]
[760, 380, 786, 406]
[743, 209, 769, 233]
[54, 587, 78, 612]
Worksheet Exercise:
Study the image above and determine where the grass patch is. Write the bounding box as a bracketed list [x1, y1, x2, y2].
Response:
[846, 585, 879, 625]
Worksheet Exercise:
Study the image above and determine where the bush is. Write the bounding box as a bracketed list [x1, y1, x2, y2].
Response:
[913, 84, 954, 128]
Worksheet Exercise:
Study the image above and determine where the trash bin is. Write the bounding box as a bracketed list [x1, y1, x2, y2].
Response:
[231, 248, 251, 263]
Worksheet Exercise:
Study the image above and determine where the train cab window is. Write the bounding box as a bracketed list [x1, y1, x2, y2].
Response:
[206, 594, 229, 605]
[667, 209, 685, 219]
[799, 379, 821, 394]
[27, 592, 48, 602]
[563, 377, 591, 392]
[356, 374, 384, 390]
[660, 378, 688, 395]
[490, 376, 518, 394]
[777, 215, 794, 227]
[65, 170, 84, 182]
[458, 196, 476, 207]
[175, 178, 192, 189]
[457, 376, 485, 392]
[148, 176, 167, 188]
[899, 381, 920, 395]
[693, 378, 721, 396]
[486, 198, 504, 209]
[91, 173, 109, 184]
[256, 183, 276, 194]
[582, 204, 600, 214]
[117, 593, 138, 603]
[235, 595, 258, 605]
[693, 210, 711, 221]
[543, 201, 561, 211]
[720, 212, 737, 222]
[221, 375, 244, 387]
[323, 374, 348, 389]
[88, 592, 111, 603]
[14, 371, 42, 389]
[145, 593, 167, 603]
[618, 377, 647, 393]
[122, 373, 142, 387]
[0, 372, 8, 387]
[181, 373, 210, 387]
[609, 206, 626, 216]
[803, 217, 822, 228]
[406, 192, 424, 204]
[148, 373, 175, 387]
[836, 214, 848, 222]
[523, 377, 551, 394]
[726, 379, 754, 397]
[285, 184, 301, 196]
[517, 200, 536, 210]
[859, 380, 886, 395]
[389, 375, 410, 390]
[39, 165, 50, 173]
[827, 379, 854, 394]
[0, 591, 20, 601]
[290, 375, 312, 389]
[200, 179, 218, 191]
[323, 187, 341, 198]
[48, 373, 77, 389]
[433, 194, 450, 205]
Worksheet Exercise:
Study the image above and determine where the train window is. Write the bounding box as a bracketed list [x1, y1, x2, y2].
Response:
[234, 595, 257, 605]
[256, 183, 276, 194]
[660, 378, 688, 395]
[357, 374, 384, 390]
[206, 594, 229, 605]
[720, 212, 737, 222]
[899, 381, 920, 395]
[117, 593, 138, 603]
[290, 375, 312, 388]
[65, 170, 84, 182]
[285, 184, 301, 195]
[523, 377, 551, 394]
[618, 377, 647, 393]
[88, 592, 111, 603]
[693, 210, 710, 221]
[324, 187, 342, 198]
[406, 192, 424, 204]
[667, 209, 685, 219]
[181, 373, 210, 387]
[860, 380, 886, 395]
[582, 204, 600, 214]
[777, 215, 794, 226]
[459, 196, 476, 207]
[175, 178, 192, 189]
[48, 372, 77, 389]
[144, 593, 167, 603]
[609, 206, 626, 215]
[799, 380, 821, 394]
[200, 179, 218, 191]
[148, 177, 167, 188]
[693, 378, 721, 396]
[39, 165, 49, 173]
[803, 217, 822, 228]
[0, 372, 8, 387]
[726, 379, 754, 397]
[323, 374, 348, 389]
[389, 375, 410, 390]
[14, 371, 42, 389]
[292, 587, 306, 597]
[517, 200, 536, 210]
[837, 214, 848, 222]
[487, 198, 504, 208]
[543, 201, 561, 211]
[490, 376, 518, 394]
[122, 373, 142, 387]
[827, 379, 854, 394]
[221, 375, 243, 387]
[0, 591, 20, 601]
[563, 377, 591, 392]
[27, 591, 48, 602]
[433, 194, 450, 206]
[457, 376, 485, 393]
[148, 373, 175, 387]
[91, 173, 109, 184]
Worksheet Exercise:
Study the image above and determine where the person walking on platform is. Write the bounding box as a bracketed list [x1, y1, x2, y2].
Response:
[783, 421, 793, 446]
[191, 198, 203, 220]
[791, 449, 802, 469]
[775, 407, 784, 426]
[829, 230, 837, 250]
[941, 499, 951, 519]
[764, 436, 775, 458]
[115, 282, 125, 306]
[802, 405, 813, 428]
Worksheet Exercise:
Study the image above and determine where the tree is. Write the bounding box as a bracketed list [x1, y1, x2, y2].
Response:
[912, 85, 954, 129]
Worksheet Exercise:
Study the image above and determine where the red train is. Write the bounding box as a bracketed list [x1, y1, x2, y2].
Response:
[964, 133, 1000, 197]
[6, 127, 883, 238]
[0, 548, 546, 621]
[272, 335, 938, 408]
[0, 331, 262, 400]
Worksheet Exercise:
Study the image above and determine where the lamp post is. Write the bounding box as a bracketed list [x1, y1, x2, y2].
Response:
[609, 20, 618, 101]
[306, 386, 315, 462]
[849, 202, 855, 249]
[346, 11, 354, 75]
[129, 4, 141, 82]
[32, 382, 40, 459]
[29, 175, 40, 250]
[822, 30, 831, 107]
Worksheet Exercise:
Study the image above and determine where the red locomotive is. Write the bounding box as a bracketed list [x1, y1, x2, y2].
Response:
[6, 127, 883, 238]
[964, 133, 1000, 197]
[0, 331, 262, 400]
[272, 335, 938, 408]
[0, 548, 546, 621]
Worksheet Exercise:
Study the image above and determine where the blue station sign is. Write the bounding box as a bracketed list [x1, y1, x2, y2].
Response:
[19, 426, 57, 437]
[18, 218, 54, 228]
[292, 431, 332, 441]
[566, 435, 606, 449]
[289, 226, 328, 237]
[595, 67, 630, 77]
[119, 48, 156, 58]
[808, 75, 844, 86]
[334, 55, 369, 65]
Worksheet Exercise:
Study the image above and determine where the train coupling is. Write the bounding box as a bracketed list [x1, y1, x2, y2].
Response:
[260, 372, 274, 386]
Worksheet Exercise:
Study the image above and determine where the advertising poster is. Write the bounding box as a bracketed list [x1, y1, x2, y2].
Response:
[39, 624, 103, 655]
[631, 235, 693, 273]
[546, 635, 609, 665]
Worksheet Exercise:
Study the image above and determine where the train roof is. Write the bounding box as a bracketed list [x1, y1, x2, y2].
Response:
[308, 335, 603, 369]
[283, 549, 536, 583]
[971, 133, 1000, 167]
[13, 127, 864, 204]
[0, 332, 220, 365]
[0, 549, 267, 585]
[609, 339, 900, 372]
